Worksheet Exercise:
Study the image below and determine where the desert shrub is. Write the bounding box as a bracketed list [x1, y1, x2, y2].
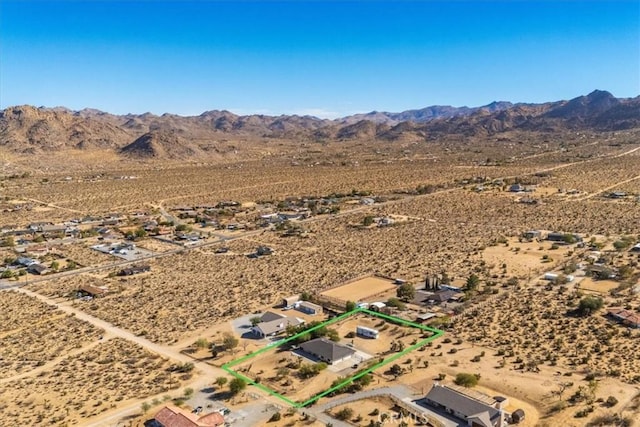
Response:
[269, 412, 281, 422]
[454, 373, 479, 387]
[578, 296, 604, 316]
[334, 407, 354, 420]
[229, 378, 246, 395]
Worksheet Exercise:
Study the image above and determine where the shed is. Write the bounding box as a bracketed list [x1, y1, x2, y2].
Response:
[511, 409, 525, 424]
[416, 312, 437, 322]
[369, 302, 386, 311]
[296, 301, 323, 315]
[282, 295, 300, 308]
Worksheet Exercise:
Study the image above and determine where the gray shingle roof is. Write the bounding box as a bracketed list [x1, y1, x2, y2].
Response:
[425, 384, 500, 427]
[299, 338, 355, 363]
[260, 311, 287, 323]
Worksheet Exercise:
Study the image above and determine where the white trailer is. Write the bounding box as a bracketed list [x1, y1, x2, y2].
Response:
[356, 325, 379, 339]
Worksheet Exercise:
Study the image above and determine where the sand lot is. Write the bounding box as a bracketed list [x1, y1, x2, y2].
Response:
[578, 277, 620, 294]
[482, 238, 575, 277]
[230, 311, 431, 404]
[0, 337, 185, 426]
[321, 276, 397, 302]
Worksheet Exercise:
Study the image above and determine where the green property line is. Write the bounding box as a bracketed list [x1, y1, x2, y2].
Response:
[222, 307, 444, 408]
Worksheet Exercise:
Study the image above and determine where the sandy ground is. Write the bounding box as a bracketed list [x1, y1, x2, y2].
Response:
[321, 276, 397, 302]
[3, 134, 640, 427]
[482, 238, 575, 278]
[578, 277, 620, 294]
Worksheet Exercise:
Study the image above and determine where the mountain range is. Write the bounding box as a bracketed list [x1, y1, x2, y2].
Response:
[1, 90, 638, 159]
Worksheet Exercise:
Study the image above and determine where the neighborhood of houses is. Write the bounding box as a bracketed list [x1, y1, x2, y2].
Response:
[150, 273, 536, 427]
[2, 188, 640, 427]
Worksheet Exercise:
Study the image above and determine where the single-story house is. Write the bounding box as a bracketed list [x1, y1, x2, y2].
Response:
[78, 285, 109, 298]
[429, 290, 457, 304]
[118, 264, 151, 276]
[256, 246, 273, 256]
[299, 338, 355, 365]
[27, 263, 50, 275]
[547, 232, 581, 243]
[607, 307, 640, 328]
[587, 265, 616, 280]
[522, 230, 542, 240]
[278, 211, 303, 221]
[41, 224, 67, 235]
[153, 404, 224, 427]
[607, 191, 627, 199]
[27, 245, 49, 256]
[28, 222, 52, 232]
[295, 301, 323, 315]
[424, 384, 504, 427]
[260, 311, 287, 323]
[16, 257, 37, 267]
[251, 316, 304, 338]
[509, 183, 524, 193]
[282, 295, 300, 308]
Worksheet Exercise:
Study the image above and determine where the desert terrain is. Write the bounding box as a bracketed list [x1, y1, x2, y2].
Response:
[1, 94, 640, 426]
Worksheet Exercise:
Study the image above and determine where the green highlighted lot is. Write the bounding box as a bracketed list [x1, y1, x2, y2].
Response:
[222, 307, 444, 407]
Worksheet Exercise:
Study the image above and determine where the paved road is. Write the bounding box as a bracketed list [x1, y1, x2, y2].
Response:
[304, 385, 421, 427]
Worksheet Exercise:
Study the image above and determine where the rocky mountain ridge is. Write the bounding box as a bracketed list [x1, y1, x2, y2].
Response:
[1, 90, 638, 158]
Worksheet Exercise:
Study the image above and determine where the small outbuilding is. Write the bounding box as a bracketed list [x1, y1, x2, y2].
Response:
[511, 409, 525, 424]
[295, 301, 323, 315]
[282, 295, 300, 308]
[369, 302, 386, 312]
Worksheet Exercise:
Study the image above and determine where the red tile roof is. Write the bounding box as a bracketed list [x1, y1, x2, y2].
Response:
[608, 307, 640, 327]
[153, 405, 224, 427]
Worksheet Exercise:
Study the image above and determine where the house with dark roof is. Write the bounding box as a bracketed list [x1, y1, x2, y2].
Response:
[424, 384, 504, 427]
[16, 257, 37, 267]
[260, 311, 287, 323]
[118, 264, 151, 276]
[414, 289, 457, 305]
[153, 404, 224, 427]
[299, 338, 355, 365]
[27, 263, 50, 275]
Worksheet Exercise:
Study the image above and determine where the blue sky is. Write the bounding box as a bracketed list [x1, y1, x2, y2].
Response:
[1, 1, 638, 118]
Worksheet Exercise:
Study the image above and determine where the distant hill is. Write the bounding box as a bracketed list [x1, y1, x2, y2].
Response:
[119, 131, 203, 159]
[1, 90, 638, 159]
[341, 101, 514, 125]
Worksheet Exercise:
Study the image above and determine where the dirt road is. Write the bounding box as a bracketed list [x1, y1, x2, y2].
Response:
[11, 288, 226, 427]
